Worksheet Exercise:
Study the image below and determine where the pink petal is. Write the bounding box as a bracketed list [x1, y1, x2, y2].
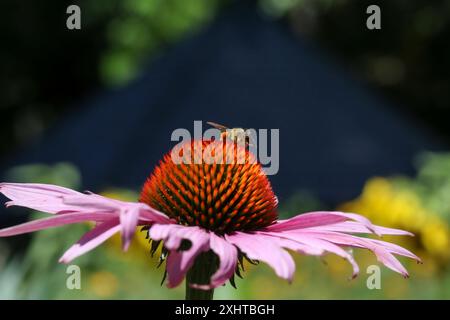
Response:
[259, 231, 360, 278]
[0, 212, 114, 236]
[164, 253, 185, 289]
[192, 233, 237, 290]
[137, 204, 175, 224]
[1, 182, 172, 251]
[1, 182, 171, 222]
[149, 224, 211, 288]
[63, 196, 172, 248]
[251, 232, 325, 256]
[119, 207, 139, 251]
[365, 238, 421, 262]
[299, 230, 419, 277]
[300, 230, 420, 260]
[0, 182, 83, 214]
[268, 211, 379, 235]
[271, 237, 325, 256]
[61, 195, 122, 211]
[62, 195, 171, 223]
[225, 232, 295, 282]
[0, 182, 80, 197]
[308, 221, 414, 236]
[149, 224, 186, 250]
[59, 219, 121, 263]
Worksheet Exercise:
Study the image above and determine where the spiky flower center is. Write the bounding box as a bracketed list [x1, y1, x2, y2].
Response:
[140, 140, 278, 234]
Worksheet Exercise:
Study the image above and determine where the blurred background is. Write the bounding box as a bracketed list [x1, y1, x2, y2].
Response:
[1, 0, 450, 299]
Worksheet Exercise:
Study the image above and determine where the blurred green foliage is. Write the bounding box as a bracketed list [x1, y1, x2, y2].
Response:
[414, 153, 450, 221]
[4, 162, 81, 188]
[99, 0, 221, 86]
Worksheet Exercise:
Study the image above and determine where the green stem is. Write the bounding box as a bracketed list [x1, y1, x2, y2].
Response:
[185, 251, 217, 300]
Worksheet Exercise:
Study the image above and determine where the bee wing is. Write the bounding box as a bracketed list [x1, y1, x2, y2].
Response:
[207, 121, 229, 131]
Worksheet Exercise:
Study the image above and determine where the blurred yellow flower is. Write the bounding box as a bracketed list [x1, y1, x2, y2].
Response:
[340, 177, 450, 264]
[88, 271, 119, 298]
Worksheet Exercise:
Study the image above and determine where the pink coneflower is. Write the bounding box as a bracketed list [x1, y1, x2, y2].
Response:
[0, 139, 420, 299]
